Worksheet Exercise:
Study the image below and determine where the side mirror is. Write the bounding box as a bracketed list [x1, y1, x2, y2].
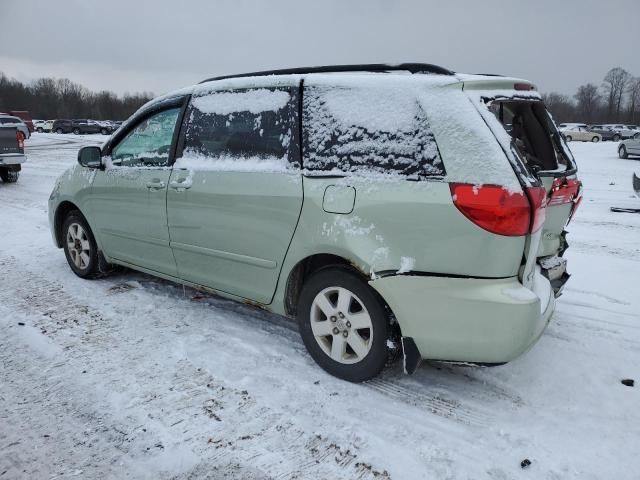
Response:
[78, 146, 102, 168]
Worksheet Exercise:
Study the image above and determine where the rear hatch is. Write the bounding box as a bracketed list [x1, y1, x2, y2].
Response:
[462, 77, 581, 297]
[0, 127, 24, 156]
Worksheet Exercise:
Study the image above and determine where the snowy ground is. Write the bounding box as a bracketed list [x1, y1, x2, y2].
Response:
[1, 133, 638, 479]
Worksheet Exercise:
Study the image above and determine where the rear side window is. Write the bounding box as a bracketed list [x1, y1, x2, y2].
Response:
[181, 88, 299, 169]
[302, 85, 444, 179]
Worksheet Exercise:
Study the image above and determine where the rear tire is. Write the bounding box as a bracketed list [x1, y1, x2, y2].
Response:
[565, 135, 572, 142]
[619, 145, 628, 159]
[56, 128, 63, 134]
[297, 267, 390, 382]
[73, 128, 80, 135]
[37, 127, 43, 133]
[613, 134, 621, 142]
[0, 169, 19, 183]
[62, 212, 108, 279]
[100, 128, 108, 135]
[591, 136, 600, 142]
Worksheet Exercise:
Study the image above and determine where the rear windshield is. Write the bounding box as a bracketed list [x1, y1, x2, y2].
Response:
[484, 99, 576, 176]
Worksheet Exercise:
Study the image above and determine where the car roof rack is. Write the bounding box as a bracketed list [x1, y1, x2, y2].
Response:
[199, 63, 455, 84]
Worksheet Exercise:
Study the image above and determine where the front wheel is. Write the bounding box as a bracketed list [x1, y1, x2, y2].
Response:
[62, 212, 105, 278]
[565, 135, 572, 142]
[297, 267, 390, 382]
[0, 169, 19, 183]
[613, 134, 621, 142]
[100, 128, 108, 135]
[37, 127, 43, 133]
[73, 128, 80, 135]
[619, 145, 628, 159]
[592, 136, 600, 143]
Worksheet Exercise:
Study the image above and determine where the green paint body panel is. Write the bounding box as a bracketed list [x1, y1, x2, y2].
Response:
[166, 169, 303, 304]
[322, 185, 355, 214]
[269, 177, 527, 316]
[369, 270, 555, 363]
[90, 167, 177, 276]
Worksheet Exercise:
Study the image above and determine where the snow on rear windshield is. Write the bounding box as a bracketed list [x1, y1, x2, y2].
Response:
[303, 85, 444, 179]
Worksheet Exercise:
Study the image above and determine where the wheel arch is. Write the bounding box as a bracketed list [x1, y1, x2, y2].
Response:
[54, 201, 86, 248]
[282, 253, 400, 334]
[283, 253, 360, 317]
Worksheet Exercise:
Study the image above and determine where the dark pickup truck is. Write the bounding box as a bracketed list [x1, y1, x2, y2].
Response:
[0, 126, 26, 183]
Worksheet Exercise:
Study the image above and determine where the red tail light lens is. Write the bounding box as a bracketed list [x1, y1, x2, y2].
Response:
[16, 131, 24, 149]
[450, 183, 531, 236]
[526, 186, 547, 233]
[548, 177, 582, 224]
[548, 178, 581, 206]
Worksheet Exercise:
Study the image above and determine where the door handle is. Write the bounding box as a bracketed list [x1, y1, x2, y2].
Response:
[146, 180, 166, 190]
[169, 178, 193, 191]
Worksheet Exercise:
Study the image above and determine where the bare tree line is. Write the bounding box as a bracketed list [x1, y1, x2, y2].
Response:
[543, 67, 640, 125]
[0, 73, 153, 120]
[2, 67, 640, 125]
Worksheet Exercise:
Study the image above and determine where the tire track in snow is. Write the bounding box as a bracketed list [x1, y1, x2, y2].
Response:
[0, 256, 394, 480]
[114, 277, 500, 429]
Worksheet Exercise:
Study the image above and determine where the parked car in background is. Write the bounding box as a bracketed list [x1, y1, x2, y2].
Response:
[559, 123, 587, 130]
[603, 124, 636, 139]
[49, 64, 581, 381]
[52, 119, 111, 135]
[7, 111, 34, 133]
[561, 125, 601, 142]
[95, 120, 116, 134]
[589, 125, 620, 141]
[34, 120, 54, 133]
[0, 125, 26, 183]
[52, 119, 73, 134]
[0, 115, 31, 139]
[618, 132, 640, 159]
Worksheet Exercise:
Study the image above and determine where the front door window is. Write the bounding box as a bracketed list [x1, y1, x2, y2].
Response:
[111, 108, 180, 167]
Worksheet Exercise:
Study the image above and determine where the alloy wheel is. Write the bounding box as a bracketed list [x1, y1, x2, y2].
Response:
[66, 222, 92, 270]
[310, 286, 373, 364]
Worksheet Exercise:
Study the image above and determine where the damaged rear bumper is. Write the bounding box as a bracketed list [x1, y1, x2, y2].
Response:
[370, 271, 555, 374]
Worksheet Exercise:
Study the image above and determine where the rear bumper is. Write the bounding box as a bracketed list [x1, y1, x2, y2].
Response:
[369, 270, 555, 366]
[0, 154, 26, 166]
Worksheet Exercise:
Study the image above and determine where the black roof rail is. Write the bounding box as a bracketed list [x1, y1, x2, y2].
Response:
[199, 63, 455, 84]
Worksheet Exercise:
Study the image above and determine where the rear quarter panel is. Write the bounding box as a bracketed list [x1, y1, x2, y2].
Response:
[272, 175, 526, 313]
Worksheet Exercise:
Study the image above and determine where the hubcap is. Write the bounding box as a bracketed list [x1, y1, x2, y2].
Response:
[310, 286, 373, 364]
[66, 223, 91, 270]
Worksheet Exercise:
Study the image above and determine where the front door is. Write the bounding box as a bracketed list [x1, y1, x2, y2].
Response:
[167, 86, 303, 304]
[90, 107, 182, 276]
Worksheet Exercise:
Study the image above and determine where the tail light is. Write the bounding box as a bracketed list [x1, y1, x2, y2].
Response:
[16, 131, 24, 149]
[549, 177, 582, 224]
[526, 186, 547, 233]
[450, 183, 547, 236]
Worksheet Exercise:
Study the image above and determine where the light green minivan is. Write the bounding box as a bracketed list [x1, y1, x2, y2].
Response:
[49, 64, 581, 382]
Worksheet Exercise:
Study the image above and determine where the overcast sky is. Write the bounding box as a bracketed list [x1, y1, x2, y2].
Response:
[1, 0, 639, 98]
